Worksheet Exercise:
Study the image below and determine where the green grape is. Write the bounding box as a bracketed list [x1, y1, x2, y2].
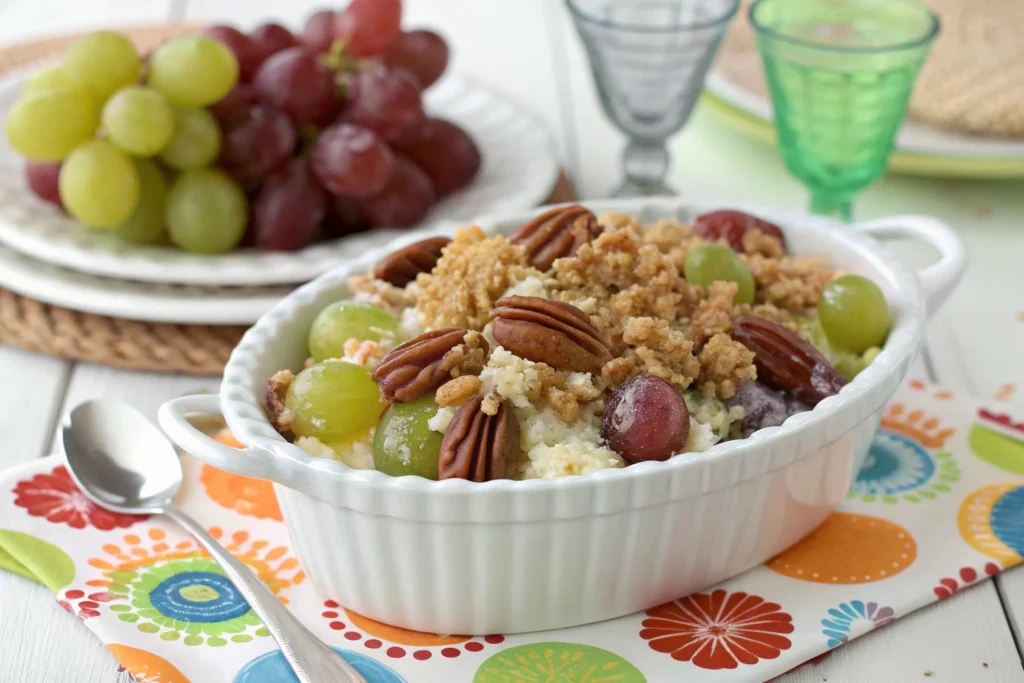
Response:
[373, 394, 443, 480]
[818, 274, 891, 354]
[308, 301, 402, 361]
[5, 90, 99, 161]
[63, 31, 140, 101]
[24, 65, 87, 97]
[166, 168, 247, 254]
[683, 244, 755, 304]
[59, 140, 139, 228]
[148, 36, 239, 108]
[286, 361, 386, 443]
[101, 86, 174, 157]
[114, 158, 167, 244]
[158, 107, 220, 170]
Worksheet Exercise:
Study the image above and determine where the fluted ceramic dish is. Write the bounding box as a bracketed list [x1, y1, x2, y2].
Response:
[160, 197, 966, 635]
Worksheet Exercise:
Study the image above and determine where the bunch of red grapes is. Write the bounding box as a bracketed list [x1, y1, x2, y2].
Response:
[208, 0, 477, 251]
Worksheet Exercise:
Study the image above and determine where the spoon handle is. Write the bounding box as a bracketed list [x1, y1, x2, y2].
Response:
[163, 502, 366, 683]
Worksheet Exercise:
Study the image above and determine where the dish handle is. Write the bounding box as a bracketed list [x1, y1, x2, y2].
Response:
[853, 215, 967, 316]
[159, 394, 276, 480]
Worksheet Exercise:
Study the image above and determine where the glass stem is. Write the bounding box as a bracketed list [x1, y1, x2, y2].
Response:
[621, 141, 670, 194]
[810, 192, 854, 223]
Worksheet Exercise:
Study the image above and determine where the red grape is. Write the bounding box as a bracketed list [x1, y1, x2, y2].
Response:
[332, 0, 402, 57]
[358, 155, 433, 228]
[302, 10, 336, 54]
[25, 161, 62, 209]
[342, 64, 426, 143]
[209, 82, 256, 123]
[201, 25, 260, 82]
[252, 47, 337, 127]
[394, 118, 481, 195]
[249, 23, 299, 69]
[219, 105, 296, 185]
[254, 158, 327, 251]
[384, 30, 449, 88]
[693, 210, 786, 252]
[323, 195, 368, 238]
[601, 374, 690, 464]
[311, 123, 395, 197]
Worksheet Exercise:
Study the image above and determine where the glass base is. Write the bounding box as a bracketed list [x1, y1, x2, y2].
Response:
[610, 178, 677, 198]
[810, 193, 854, 223]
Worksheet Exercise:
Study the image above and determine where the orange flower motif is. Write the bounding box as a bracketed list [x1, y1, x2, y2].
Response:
[200, 433, 282, 521]
[640, 590, 794, 670]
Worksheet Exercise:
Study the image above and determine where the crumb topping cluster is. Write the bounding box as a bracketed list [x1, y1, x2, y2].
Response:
[397, 212, 834, 402]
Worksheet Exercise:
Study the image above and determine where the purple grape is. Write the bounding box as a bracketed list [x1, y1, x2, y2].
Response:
[252, 47, 337, 127]
[357, 155, 433, 228]
[219, 105, 296, 185]
[254, 158, 327, 251]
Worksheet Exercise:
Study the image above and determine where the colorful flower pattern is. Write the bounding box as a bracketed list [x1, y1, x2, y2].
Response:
[934, 564, 1000, 600]
[820, 601, 894, 647]
[235, 648, 405, 683]
[83, 527, 303, 646]
[769, 513, 917, 584]
[849, 429, 960, 503]
[200, 433, 282, 521]
[640, 590, 794, 670]
[320, 600, 503, 661]
[474, 643, 644, 682]
[958, 483, 1024, 567]
[12, 465, 144, 530]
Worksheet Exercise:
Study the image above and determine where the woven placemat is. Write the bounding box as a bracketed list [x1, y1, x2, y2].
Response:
[717, 0, 1024, 138]
[0, 25, 578, 375]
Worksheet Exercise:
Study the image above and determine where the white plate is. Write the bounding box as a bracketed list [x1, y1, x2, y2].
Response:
[706, 73, 1024, 159]
[0, 70, 560, 286]
[0, 242, 291, 324]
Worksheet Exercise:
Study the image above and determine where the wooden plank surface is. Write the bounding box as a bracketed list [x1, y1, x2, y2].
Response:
[0, 0, 1022, 681]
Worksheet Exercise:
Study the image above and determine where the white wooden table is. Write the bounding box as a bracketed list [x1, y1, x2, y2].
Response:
[1, 1, 1022, 681]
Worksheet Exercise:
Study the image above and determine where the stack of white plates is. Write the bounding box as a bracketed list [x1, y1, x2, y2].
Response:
[0, 71, 560, 324]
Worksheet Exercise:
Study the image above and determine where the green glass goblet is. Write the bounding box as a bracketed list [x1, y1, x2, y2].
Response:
[750, 0, 940, 221]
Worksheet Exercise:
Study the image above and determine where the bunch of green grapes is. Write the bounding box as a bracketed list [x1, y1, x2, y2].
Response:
[7, 30, 248, 252]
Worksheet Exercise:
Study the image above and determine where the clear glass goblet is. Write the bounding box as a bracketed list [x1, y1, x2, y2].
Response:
[750, 0, 940, 222]
[566, 0, 740, 197]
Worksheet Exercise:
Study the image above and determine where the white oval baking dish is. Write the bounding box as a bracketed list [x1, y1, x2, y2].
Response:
[160, 197, 965, 635]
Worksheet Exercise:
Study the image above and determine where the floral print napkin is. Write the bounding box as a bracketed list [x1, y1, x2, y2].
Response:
[1, 378, 1023, 683]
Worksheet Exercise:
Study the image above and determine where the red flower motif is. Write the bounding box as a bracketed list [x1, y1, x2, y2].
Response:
[934, 563, 1000, 600]
[640, 589, 795, 670]
[12, 466, 144, 531]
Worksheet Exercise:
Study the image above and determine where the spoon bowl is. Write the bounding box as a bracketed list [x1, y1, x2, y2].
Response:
[61, 400, 181, 515]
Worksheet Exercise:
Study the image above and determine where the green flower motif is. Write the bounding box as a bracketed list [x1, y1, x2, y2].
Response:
[106, 556, 270, 646]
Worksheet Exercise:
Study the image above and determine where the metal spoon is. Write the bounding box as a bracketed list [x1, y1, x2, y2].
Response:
[60, 399, 366, 683]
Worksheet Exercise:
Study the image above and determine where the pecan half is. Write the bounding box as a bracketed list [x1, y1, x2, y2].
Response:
[508, 204, 602, 270]
[732, 315, 845, 406]
[438, 394, 520, 481]
[373, 329, 487, 402]
[265, 369, 296, 442]
[490, 296, 611, 373]
[373, 236, 452, 287]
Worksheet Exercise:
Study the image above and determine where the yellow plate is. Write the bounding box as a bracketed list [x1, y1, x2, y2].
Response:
[701, 91, 1024, 180]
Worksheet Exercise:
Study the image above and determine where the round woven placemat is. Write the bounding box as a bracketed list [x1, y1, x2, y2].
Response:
[717, 0, 1024, 138]
[0, 25, 577, 375]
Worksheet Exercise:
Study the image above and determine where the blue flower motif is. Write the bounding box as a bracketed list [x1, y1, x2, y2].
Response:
[235, 648, 405, 683]
[855, 430, 935, 496]
[992, 485, 1024, 558]
[821, 600, 895, 648]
